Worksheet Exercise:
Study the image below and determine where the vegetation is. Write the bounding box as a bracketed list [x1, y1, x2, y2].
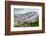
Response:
[14, 19, 39, 27]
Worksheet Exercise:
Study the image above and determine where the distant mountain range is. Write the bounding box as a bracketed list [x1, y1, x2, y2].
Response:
[14, 12, 39, 25]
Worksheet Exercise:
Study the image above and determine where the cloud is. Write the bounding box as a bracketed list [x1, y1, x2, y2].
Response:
[14, 8, 39, 15]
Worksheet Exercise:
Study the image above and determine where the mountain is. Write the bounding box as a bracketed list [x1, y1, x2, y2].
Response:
[14, 12, 39, 25]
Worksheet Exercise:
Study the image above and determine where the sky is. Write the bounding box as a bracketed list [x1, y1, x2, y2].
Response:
[14, 8, 39, 15]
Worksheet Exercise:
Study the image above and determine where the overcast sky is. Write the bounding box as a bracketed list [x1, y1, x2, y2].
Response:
[14, 8, 39, 15]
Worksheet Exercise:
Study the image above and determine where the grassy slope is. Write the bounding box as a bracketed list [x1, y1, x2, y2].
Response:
[14, 19, 39, 27]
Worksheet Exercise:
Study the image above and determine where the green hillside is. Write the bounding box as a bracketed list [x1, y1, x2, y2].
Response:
[14, 19, 39, 27]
